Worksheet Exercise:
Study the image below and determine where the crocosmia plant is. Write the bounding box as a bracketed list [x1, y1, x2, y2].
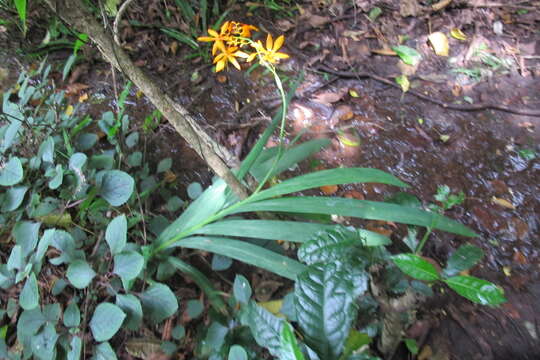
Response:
[197, 21, 289, 72]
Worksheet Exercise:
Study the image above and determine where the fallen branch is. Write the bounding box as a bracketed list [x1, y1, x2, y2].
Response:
[44, 0, 249, 200]
[314, 64, 540, 117]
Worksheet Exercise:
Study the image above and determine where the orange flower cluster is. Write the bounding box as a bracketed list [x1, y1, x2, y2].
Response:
[197, 21, 289, 72]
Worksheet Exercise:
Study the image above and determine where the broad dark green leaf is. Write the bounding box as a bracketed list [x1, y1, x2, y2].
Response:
[105, 214, 127, 255]
[196, 220, 389, 245]
[48, 164, 63, 189]
[226, 197, 477, 237]
[67, 260, 96, 289]
[38, 137, 54, 163]
[250, 168, 407, 202]
[43, 303, 61, 324]
[157, 158, 172, 173]
[0, 157, 24, 186]
[211, 254, 232, 271]
[173, 236, 306, 280]
[113, 251, 144, 281]
[186, 299, 204, 319]
[241, 301, 283, 357]
[443, 244, 484, 277]
[298, 226, 385, 266]
[233, 275, 252, 305]
[20, 273, 39, 310]
[156, 180, 228, 247]
[35, 229, 55, 264]
[116, 294, 143, 330]
[168, 257, 227, 314]
[1, 186, 28, 211]
[7, 245, 23, 271]
[279, 322, 305, 360]
[444, 275, 506, 305]
[89, 303, 126, 341]
[140, 283, 178, 323]
[392, 254, 440, 282]
[98, 170, 134, 206]
[295, 263, 357, 359]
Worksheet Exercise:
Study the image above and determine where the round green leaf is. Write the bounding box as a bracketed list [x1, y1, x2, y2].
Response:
[186, 299, 203, 319]
[172, 325, 185, 340]
[89, 303, 126, 342]
[391, 254, 440, 282]
[0, 157, 23, 186]
[2, 186, 28, 212]
[140, 283, 178, 323]
[113, 251, 144, 281]
[98, 170, 134, 206]
[105, 214, 127, 255]
[233, 275, 252, 305]
[67, 260, 96, 289]
[48, 164, 64, 189]
[115, 294, 143, 331]
[187, 182, 203, 199]
[64, 302, 81, 328]
[157, 158, 172, 173]
[75, 133, 98, 151]
[228, 345, 248, 360]
[94, 341, 117, 360]
[443, 244, 484, 277]
[20, 273, 39, 310]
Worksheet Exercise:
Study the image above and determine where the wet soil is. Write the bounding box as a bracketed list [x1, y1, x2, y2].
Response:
[2, 1, 539, 359]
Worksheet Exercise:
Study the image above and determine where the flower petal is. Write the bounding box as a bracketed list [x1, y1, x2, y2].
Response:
[266, 33, 273, 51]
[215, 60, 225, 72]
[208, 29, 219, 37]
[247, 53, 258, 62]
[273, 52, 289, 59]
[230, 57, 242, 70]
[220, 21, 230, 35]
[234, 51, 250, 58]
[273, 35, 285, 51]
[197, 36, 215, 42]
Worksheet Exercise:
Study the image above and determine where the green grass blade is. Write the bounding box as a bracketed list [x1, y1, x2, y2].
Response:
[14, 0, 26, 28]
[200, 0, 208, 32]
[226, 197, 477, 237]
[160, 28, 198, 49]
[195, 219, 390, 246]
[168, 257, 228, 314]
[173, 236, 307, 280]
[250, 168, 408, 202]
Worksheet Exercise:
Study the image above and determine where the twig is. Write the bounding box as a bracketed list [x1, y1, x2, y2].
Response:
[113, 0, 137, 45]
[313, 64, 540, 117]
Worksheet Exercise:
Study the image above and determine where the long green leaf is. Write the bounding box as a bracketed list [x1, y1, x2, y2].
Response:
[250, 168, 408, 202]
[444, 275, 506, 305]
[168, 257, 228, 314]
[156, 180, 227, 246]
[226, 197, 477, 237]
[237, 73, 303, 180]
[195, 220, 389, 245]
[392, 254, 440, 282]
[250, 139, 330, 182]
[172, 236, 306, 280]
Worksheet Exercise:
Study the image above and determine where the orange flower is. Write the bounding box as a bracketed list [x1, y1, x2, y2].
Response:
[244, 34, 289, 64]
[197, 22, 232, 55]
[213, 41, 248, 72]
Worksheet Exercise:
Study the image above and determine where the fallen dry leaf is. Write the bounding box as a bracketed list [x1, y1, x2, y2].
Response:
[371, 48, 397, 56]
[428, 32, 450, 56]
[491, 196, 515, 209]
[344, 190, 364, 200]
[320, 184, 338, 195]
[312, 91, 344, 105]
[450, 28, 467, 41]
[308, 15, 331, 27]
[65, 83, 90, 96]
[78, 93, 88, 103]
[512, 250, 527, 265]
[418, 345, 433, 360]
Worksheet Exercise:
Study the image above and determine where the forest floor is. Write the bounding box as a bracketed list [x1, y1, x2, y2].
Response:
[1, 0, 539, 359]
